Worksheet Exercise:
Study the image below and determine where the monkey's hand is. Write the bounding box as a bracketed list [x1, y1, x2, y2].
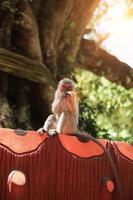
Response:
[65, 91, 77, 113]
[48, 129, 58, 136]
[65, 91, 75, 97]
[37, 127, 45, 135]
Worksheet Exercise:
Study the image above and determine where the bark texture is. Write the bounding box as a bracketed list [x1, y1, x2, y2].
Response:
[77, 39, 133, 88]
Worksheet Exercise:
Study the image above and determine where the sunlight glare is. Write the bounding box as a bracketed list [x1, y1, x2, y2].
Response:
[95, 1, 133, 68]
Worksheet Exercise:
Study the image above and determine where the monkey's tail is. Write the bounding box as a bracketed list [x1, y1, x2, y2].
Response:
[66, 132, 122, 200]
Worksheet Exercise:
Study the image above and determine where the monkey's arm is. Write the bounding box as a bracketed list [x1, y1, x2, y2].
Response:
[52, 90, 73, 115]
[52, 100, 60, 114]
[56, 111, 66, 134]
[65, 92, 79, 115]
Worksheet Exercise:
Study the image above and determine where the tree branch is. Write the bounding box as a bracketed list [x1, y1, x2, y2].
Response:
[77, 39, 133, 89]
[0, 48, 55, 86]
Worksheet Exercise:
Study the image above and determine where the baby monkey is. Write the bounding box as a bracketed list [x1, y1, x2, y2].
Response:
[37, 78, 79, 135]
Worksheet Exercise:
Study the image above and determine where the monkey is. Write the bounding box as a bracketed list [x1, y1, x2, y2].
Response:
[52, 78, 79, 134]
[37, 78, 79, 135]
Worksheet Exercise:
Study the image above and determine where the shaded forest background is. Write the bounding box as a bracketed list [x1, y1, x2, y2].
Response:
[0, 0, 133, 142]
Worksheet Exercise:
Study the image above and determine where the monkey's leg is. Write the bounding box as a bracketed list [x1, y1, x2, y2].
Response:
[56, 111, 66, 134]
[37, 114, 57, 135]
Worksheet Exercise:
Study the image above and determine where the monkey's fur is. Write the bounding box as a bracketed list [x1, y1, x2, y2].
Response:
[37, 78, 79, 135]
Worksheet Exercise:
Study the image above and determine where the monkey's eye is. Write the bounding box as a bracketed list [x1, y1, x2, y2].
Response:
[65, 83, 71, 88]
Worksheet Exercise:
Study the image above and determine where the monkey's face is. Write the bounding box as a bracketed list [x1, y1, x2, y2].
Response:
[58, 78, 75, 93]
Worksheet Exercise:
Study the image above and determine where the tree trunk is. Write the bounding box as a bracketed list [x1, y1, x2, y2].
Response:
[57, 0, 99, 78]
[0, 0, 16, 128]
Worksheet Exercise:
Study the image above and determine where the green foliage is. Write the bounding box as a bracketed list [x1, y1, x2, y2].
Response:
[74, 69, 133, 143]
